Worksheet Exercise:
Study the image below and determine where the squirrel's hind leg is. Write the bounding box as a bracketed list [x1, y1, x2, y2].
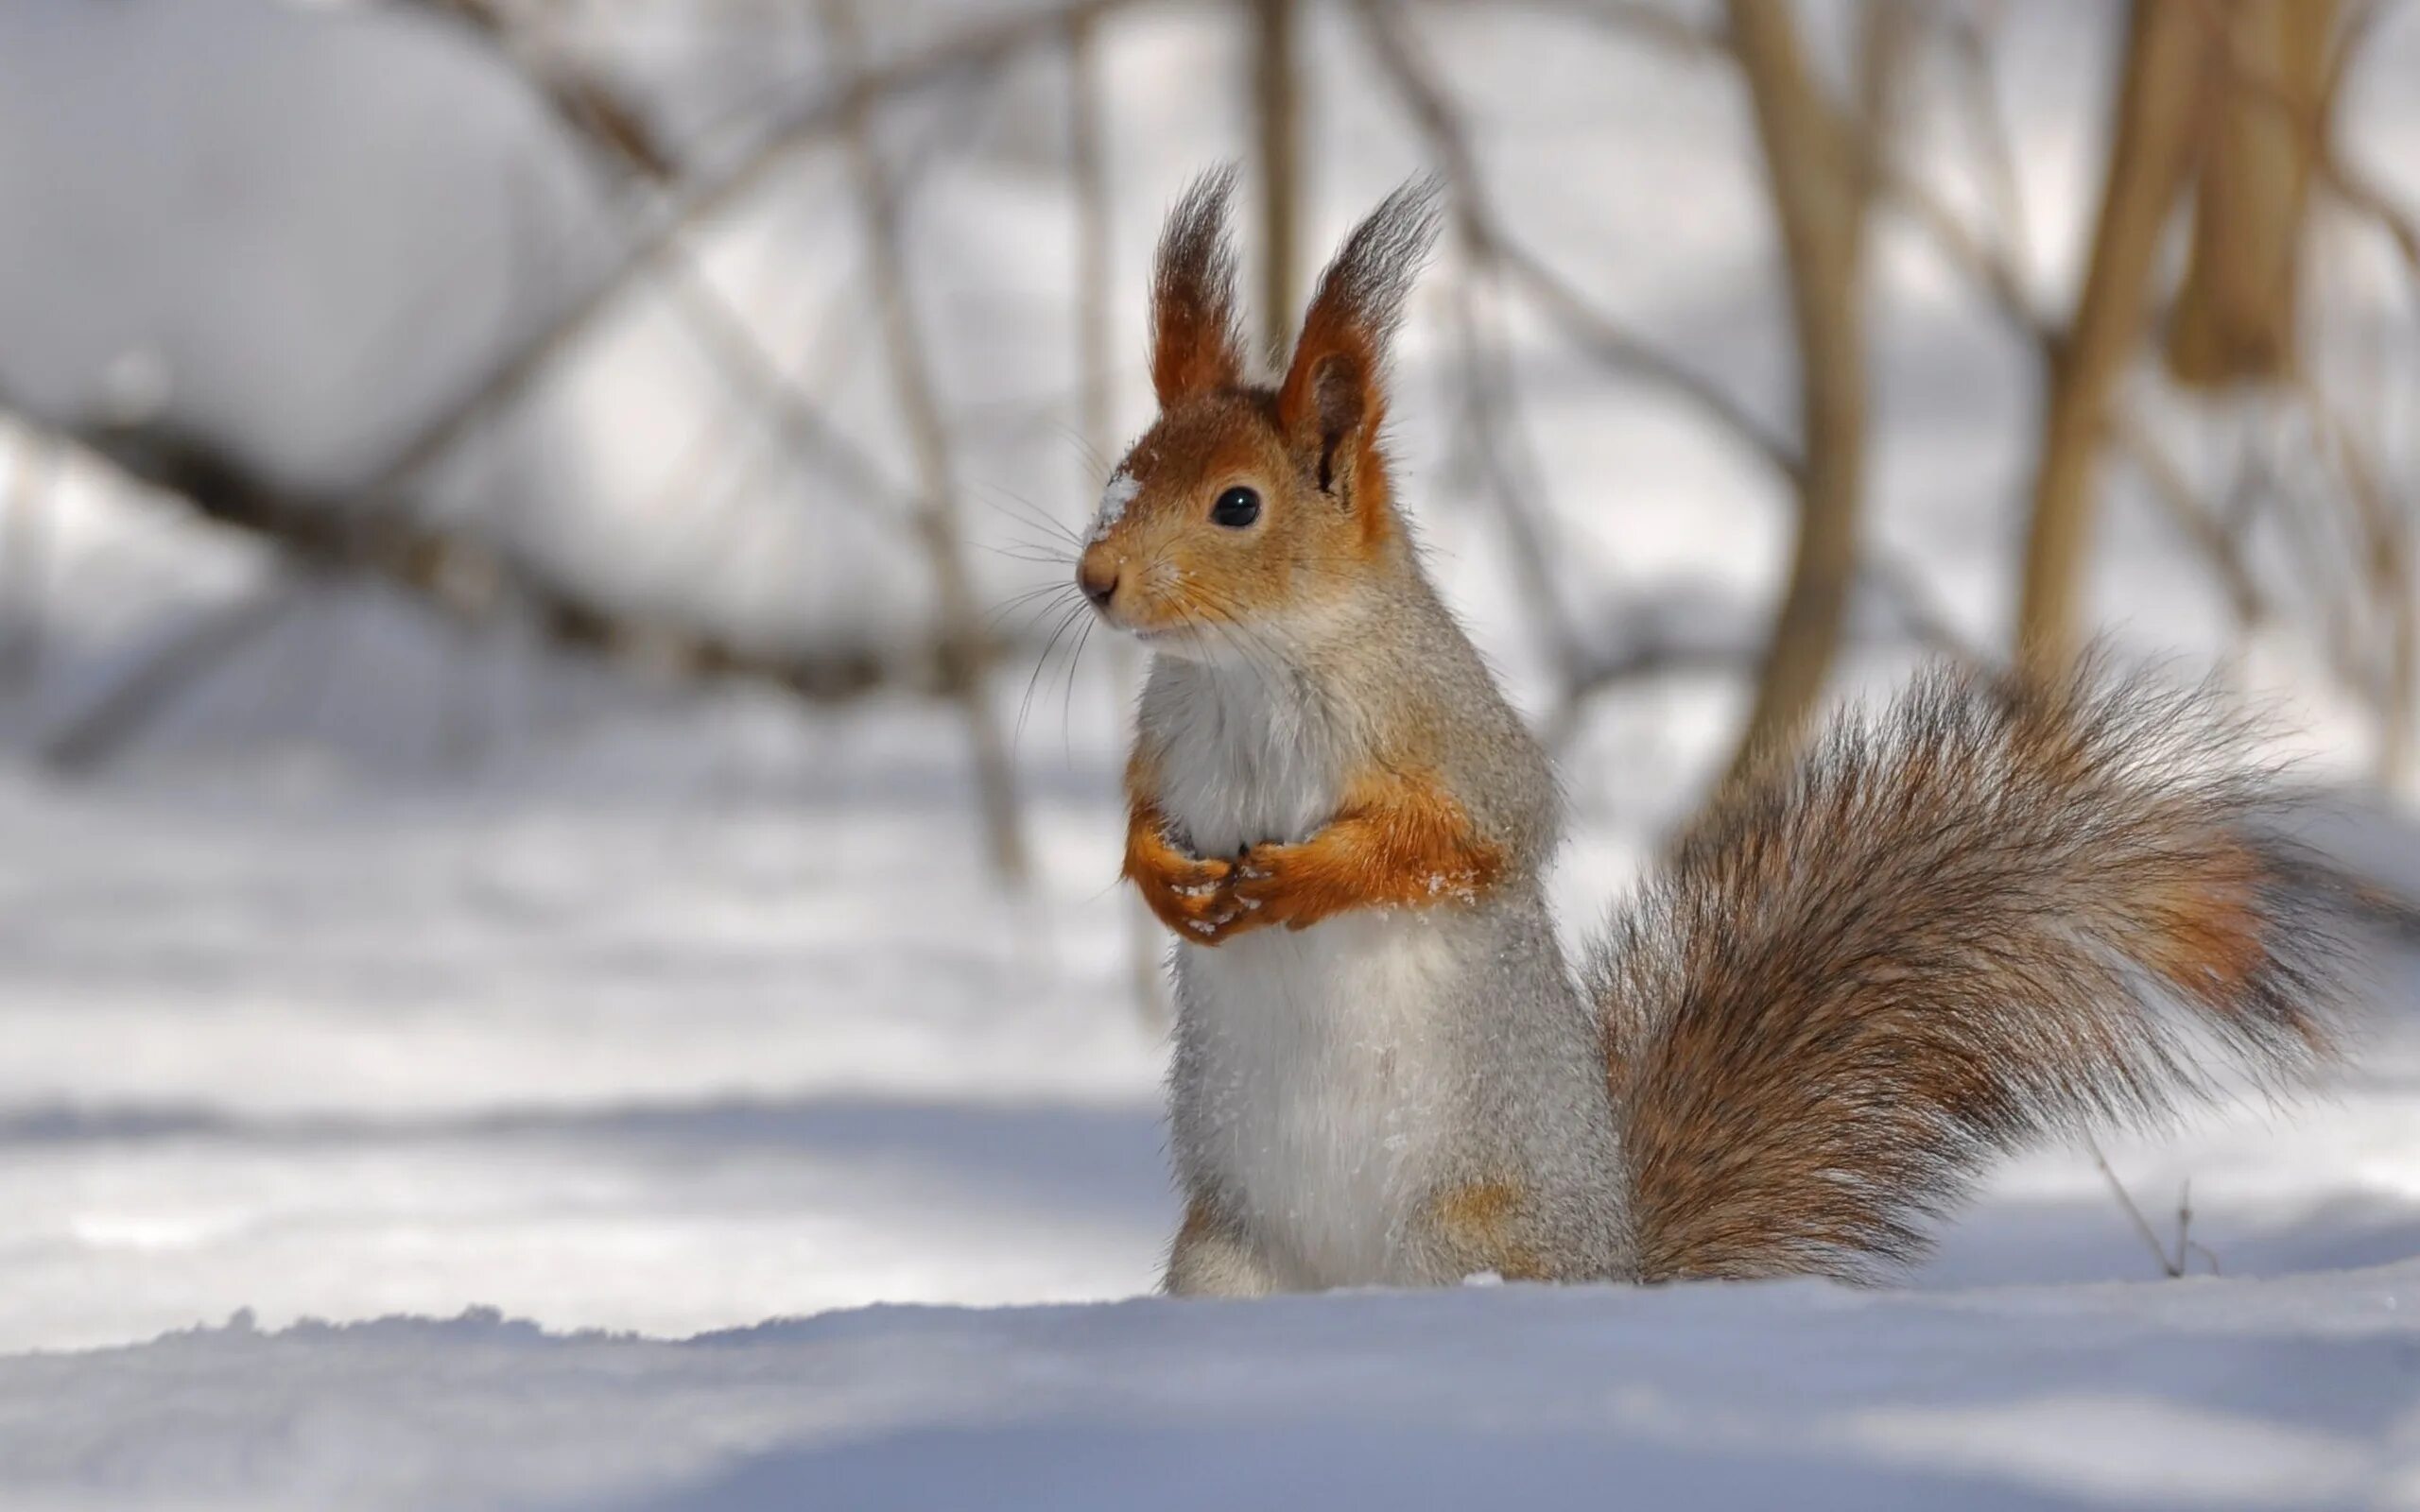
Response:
[1163, 1197, 1278, 1297]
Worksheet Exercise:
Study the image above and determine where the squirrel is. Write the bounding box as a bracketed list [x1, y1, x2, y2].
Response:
[1075, 168, 2358, 1296]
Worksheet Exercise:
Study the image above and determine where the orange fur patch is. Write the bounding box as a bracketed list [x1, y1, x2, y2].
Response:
[1430, 1180, 1545, 1280]
[1229, 768, 1503, 933]
[1121, 759, 1498, 945]
[1090, 394, 1391, 644]
[1125, 795, 1250, 944]
[2137, 841, 2268, 1009]
[1123, 750, 1261, 945]
[1173, 1195, 1225, 1250]
[1152, 294, 1241, 406]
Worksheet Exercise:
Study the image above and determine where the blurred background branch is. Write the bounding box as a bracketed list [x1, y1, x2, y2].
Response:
[0, 0, 2414, 857]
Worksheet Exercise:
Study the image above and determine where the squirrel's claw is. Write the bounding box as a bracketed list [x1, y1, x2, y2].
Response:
[1232, 842, 1310, 928]
[1132, 849, 1269, 945]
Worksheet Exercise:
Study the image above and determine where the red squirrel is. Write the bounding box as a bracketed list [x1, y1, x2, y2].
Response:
[1076, 170, 2353, 1294]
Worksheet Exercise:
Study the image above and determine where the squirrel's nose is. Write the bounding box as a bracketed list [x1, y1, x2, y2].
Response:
[1078, 550, 1119, 610]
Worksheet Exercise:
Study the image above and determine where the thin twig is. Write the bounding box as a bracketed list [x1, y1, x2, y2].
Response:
[1544, 550, 1987, 748]
[2107, 409, 2269, 627]
[364, 0, 1146, 508]
[1356, 0, 1805, 759]
[1874, 11, 2309, 667]
[1351, 0, 1601, 712]
[408, 0, 679, 180]
[2299, 371, 2415, 783]
[1067, 8, 1167, 1026]
[1493, 238, 1803, 481]
[2091, 1140, 2185, 1279]
[420, 0, 947, 520]
[1423, 0, 1727, 59]
[1355, 0, 1801, 482]
[2179, 1180, 2223, 1274]
[43, 582, 303, 771]
[0, 430, 56, 690]
[1940, 4, 2038, 301]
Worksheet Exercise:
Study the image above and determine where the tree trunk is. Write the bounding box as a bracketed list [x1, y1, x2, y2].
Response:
[2016, 0, 2206, 675]
[2165, 0, 2335, 388]
[1251, 0, 1303, 358]
[1069, 9, 1167, 1022]
[822, 0, 1031, 885]
[1718, 0, 1879, 783]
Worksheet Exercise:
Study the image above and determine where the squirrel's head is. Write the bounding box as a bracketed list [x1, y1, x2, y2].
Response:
[1077, 168, 1443, 655]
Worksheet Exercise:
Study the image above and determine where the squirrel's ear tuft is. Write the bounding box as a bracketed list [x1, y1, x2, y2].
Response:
[1277, 177, 1444, 504]
[1150, 167, 1246, 408]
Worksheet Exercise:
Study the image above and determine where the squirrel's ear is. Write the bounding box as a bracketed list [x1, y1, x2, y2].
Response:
[1277, 178, 1443, 507]
[1150, 167, 1246, 408]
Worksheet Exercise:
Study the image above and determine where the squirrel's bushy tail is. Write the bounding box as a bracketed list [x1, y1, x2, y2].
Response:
[1590, 660, 2357, 1284]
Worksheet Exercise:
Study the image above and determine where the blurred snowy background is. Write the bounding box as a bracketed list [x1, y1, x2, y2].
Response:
[6, 0, 2420, 1506]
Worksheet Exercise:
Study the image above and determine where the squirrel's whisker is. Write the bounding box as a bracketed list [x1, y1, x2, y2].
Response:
[1015, 598, 1093, 750]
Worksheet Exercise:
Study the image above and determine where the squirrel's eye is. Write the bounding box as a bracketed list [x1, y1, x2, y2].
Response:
[1211, 487, 1261, 528]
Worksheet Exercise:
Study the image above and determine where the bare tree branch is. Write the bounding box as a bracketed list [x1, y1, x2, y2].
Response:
[1939, 4, 2039, 301]
[12, 7, 1124, 776]
[2106, 409, 2269, 628]
[42, 582, 304, 772]
[2301, 378, 2415, 783]
[1490, 238, 1803, 480]
[1866, 16, 2281, 659]
[1069, 19, 1119, 483]
[2185, 0, 2420, 291]
[1873, 151, 2060, 352]
[2165, 0, 2335, 387]
[1067, 8, 1167, 1025]
[1358, 0, 1821, 767]
[821, 0, 1031, 885]
[406, 0, 679, 180]
[1252, 0, 1305, 360]
[410, 0, 962, 522]
[366, 0, 1147, 509]
[1450, 0, 1729, 58]
[23, 420, 996, 770]
[1351, 0, 1599, 709]
[1544, 552, 1990, 750]
[1355, 0, 1800, 480]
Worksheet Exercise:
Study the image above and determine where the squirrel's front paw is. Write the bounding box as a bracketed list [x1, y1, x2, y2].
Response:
[1234, 843, 1317, 931]
[1132, 851, 1261, 945]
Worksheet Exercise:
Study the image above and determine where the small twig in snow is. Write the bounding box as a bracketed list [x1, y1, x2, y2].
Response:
[2091, 1139, 2184, 1280]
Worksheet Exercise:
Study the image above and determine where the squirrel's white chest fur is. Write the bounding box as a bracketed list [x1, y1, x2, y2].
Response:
[1152, 657, 1465, 1288]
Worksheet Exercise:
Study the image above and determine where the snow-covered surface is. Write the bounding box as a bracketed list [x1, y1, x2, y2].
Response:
[1, 710, 2417, 1510]
[4, 0, 2420, 1506]
[15, 1267, 2420, 1512]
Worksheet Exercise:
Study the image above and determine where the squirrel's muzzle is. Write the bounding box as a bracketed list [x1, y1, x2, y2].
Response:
[1078, 547, 1120, 611]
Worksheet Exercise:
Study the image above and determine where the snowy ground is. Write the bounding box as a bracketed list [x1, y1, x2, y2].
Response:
[17, 1266, 2420, 1512]
[0, 700, 2416, 1510]
[0, 713, 1170, 1355]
